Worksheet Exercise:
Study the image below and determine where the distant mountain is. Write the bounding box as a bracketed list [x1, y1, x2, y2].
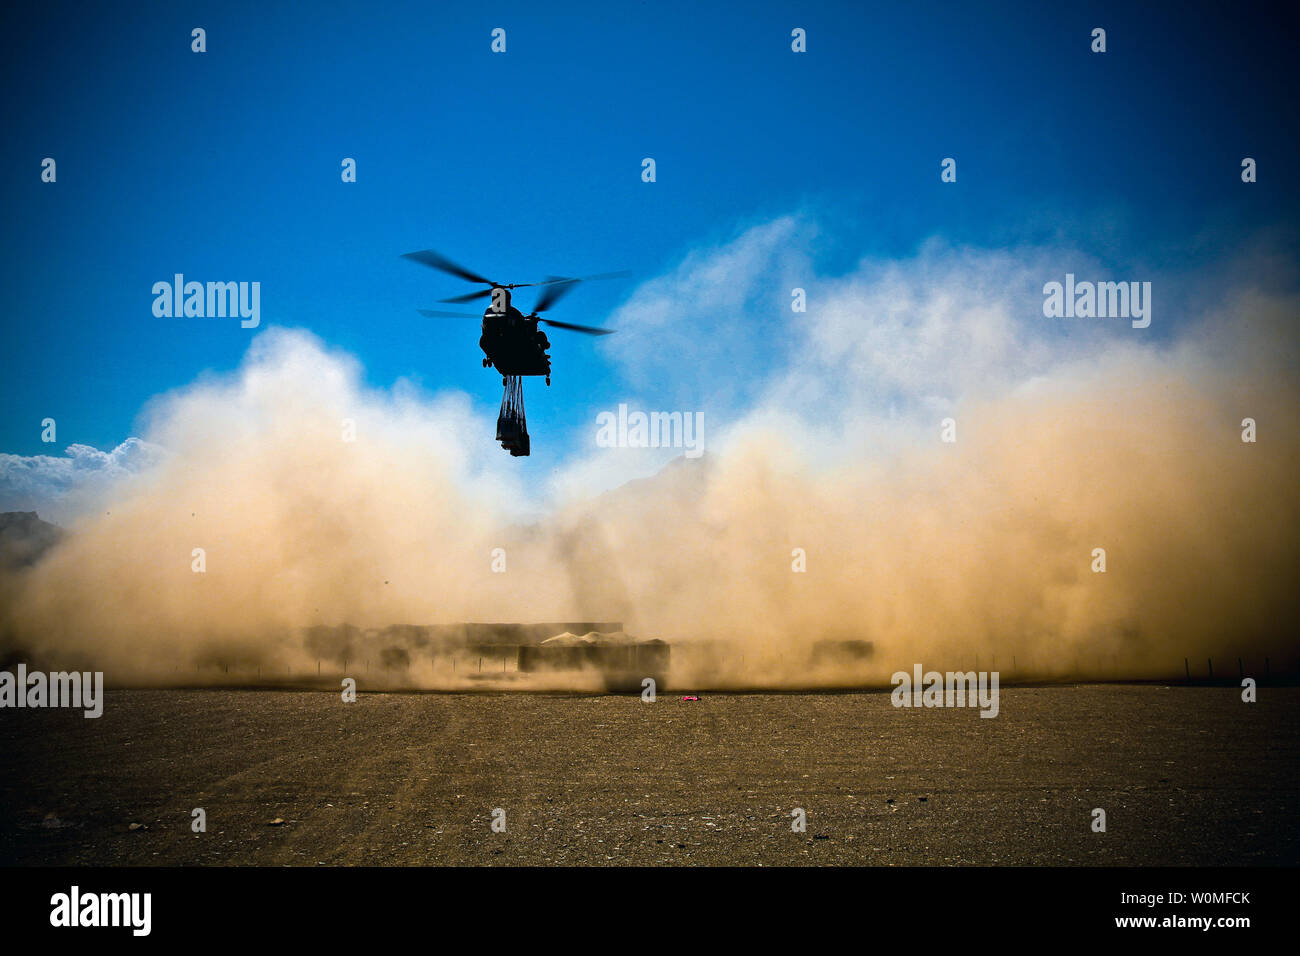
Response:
[0, 511, 63, 569]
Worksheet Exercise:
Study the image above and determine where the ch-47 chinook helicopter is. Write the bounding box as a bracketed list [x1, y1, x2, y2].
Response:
[403, 249, 625, 457]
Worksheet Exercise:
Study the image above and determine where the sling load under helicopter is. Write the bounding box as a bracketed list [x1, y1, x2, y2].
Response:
[403, 249, 625, 456]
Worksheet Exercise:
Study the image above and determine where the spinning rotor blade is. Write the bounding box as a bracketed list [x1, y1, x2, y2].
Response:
[502, 279, 561, 289]
[539, 317, 616, 336]
[544, 271, 632, 284]
[438, 288, 493, 304]
[531, 279, 580, 314]
[530, 270, 630, 314]
[402, 249, 493, 285]
[418, 309, 481, 318]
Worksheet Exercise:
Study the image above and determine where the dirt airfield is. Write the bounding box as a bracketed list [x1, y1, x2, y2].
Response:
[2, 685, 1296, 866]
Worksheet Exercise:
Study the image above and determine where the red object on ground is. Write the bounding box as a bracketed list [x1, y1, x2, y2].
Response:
[681, 695, 701, 701]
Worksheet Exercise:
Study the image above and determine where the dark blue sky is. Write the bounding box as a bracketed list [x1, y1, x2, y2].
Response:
[3, 0, 1296, 469]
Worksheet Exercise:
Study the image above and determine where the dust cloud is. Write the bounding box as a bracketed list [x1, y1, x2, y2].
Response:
[2, 251, 1297, 690]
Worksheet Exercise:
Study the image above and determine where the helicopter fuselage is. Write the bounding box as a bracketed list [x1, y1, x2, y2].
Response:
[478, 291, 551, 380]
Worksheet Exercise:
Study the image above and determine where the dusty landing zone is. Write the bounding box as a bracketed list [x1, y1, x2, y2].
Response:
[1, 685, 1296, 866]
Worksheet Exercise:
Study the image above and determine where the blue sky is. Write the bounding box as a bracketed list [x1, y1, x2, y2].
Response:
[2, 0, 1296, 479]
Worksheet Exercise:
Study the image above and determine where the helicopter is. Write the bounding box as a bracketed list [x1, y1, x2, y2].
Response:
[403, 249, 625, 456]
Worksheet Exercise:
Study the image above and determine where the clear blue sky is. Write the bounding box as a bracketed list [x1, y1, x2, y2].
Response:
[2, 0, 1296, 471]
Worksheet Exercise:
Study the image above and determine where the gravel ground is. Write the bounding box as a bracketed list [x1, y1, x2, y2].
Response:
[1, 685, 1296, 865]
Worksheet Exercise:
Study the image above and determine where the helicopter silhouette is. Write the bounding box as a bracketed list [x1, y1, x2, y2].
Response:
[403, 249, 626, 457]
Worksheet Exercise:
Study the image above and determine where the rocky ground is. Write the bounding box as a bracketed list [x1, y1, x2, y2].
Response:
[2, 685, 1296, 865]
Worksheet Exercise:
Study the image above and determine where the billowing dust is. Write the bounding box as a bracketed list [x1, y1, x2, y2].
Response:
[2, 262, 1297, 691]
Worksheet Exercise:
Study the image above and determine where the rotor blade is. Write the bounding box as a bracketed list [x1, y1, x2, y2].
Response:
[401, 250, 493, 285]
[539, 317, 616, 336]
[544, 270, 631, 284]
[531, 279, 580, 314]
[438, 288, 492, 304]
[418, 309, 481, 318]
